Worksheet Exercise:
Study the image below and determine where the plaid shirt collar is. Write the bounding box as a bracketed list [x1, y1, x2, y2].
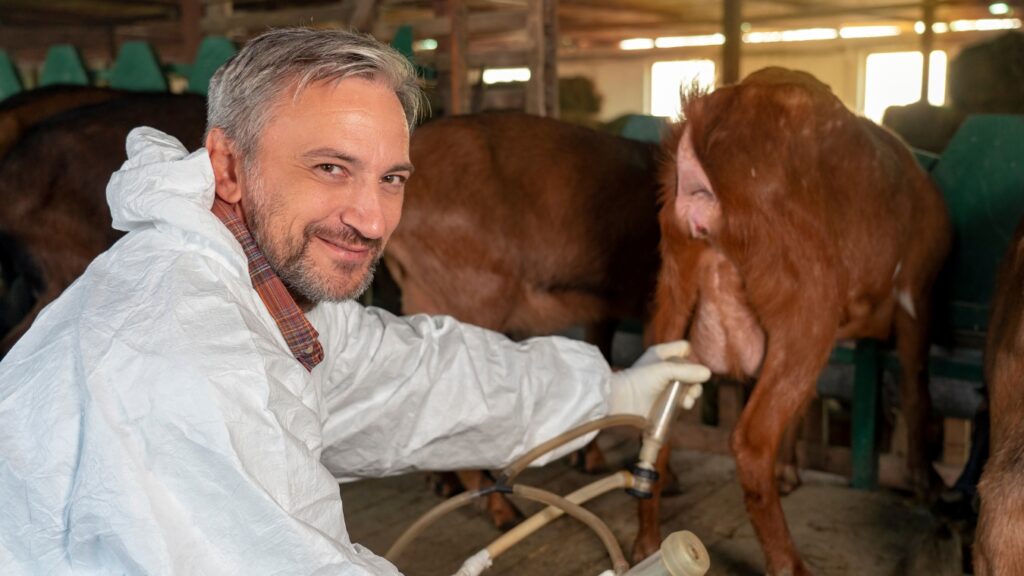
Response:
[211, 197, 324, 372]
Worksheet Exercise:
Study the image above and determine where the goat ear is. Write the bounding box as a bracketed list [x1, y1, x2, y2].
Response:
[206, 128, 243, 204]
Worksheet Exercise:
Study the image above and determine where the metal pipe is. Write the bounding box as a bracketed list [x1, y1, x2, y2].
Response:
[629, 379, 687, 498]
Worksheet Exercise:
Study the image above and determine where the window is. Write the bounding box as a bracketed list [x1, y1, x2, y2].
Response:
[863, 51, 947, 123]
[650, 60, 716, 117]
[481, 67, 531, 85]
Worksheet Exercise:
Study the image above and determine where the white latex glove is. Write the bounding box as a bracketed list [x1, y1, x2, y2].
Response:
[608, 340, 711, 417]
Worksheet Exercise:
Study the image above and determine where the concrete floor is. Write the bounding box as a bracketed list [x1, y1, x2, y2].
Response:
[343, 430, 966, 576]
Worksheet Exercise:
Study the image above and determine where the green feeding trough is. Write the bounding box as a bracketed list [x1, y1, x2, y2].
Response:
[109, 41, 168, 92]
[188, 36, 236, 95]
[39, 44, 90, 87]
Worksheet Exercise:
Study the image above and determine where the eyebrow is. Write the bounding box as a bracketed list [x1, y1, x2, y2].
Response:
[302, 147, 415, 175]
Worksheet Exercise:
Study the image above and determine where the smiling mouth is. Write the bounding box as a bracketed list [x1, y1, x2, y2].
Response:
[314, 235, 376, 262]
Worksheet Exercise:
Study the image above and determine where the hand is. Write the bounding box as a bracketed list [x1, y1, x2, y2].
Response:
[608, 341, 711, 418]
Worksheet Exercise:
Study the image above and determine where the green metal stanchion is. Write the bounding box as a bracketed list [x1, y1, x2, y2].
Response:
[187, 36, 236, 95]
[40, 44, 90, 86]
[109, 41, 168, 92]
[850, 339, 882, 490]
[0, 51, 24, 101]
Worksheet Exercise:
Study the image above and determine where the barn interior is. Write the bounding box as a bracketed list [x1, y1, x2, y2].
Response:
[1, 1, 1022, 575]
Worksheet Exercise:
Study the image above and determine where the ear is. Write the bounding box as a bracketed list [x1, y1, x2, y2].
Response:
[206, 127, 243, 204]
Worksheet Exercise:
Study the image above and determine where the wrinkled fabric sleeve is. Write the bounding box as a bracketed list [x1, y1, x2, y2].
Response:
[312, 303, 613, 480]
[0, 242, 401, 576]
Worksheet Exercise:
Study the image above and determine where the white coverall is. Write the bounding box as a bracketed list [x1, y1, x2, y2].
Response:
[0, 128, 612, 575]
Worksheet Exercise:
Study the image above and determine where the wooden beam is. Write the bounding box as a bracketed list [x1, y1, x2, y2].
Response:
[415, 47, 531, 70]
[557, 3, 669, 26]
[374, 10, 526, 42]
[201, 5, 352, 33]
[526, 0, 557, 117]
[920, 0, 936, 101]
[722, 0, 742, 85]
[448, 0, 469, 115]
[0, 24, 116, 62]
[180, 0, 202, 62]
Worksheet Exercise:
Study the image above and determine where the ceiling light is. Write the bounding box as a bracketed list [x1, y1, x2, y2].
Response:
[949, 18, 1021, 31]
[481, 68, 531, 84]
[744, 28, 838, 43]
[989, 3, 1011, 15]
[654, 34, 725, 48]
[839, 25, 901, 39]
[619, 38, 655, 50]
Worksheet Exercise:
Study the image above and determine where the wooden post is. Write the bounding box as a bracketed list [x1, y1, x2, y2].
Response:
[920, 0, 936, 102]
[721, 0, 742, 85]
[526, 0, 558, 117]
[448, 0, 469, 115]
[180, 0, 203, 63]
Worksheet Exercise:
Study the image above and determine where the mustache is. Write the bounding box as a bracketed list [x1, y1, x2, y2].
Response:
[306, 223, 382, 253]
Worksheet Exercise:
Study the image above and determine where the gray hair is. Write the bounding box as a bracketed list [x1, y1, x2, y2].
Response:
[206, 27, 423, 158]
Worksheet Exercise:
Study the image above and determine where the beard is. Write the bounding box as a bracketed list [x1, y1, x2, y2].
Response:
[243, 169, 382, 304]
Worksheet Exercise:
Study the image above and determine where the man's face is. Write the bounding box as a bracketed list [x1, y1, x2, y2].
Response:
[241, 76, 411, 303]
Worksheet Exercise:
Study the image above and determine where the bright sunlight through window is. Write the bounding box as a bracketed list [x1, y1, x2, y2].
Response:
[864, 51, 947, 123]
[650, 60, 716, 117]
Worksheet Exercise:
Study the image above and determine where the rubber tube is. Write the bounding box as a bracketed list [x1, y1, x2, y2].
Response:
[498, 414, 647, 485]
[511, 483, 630, 575]
[386, 488, 491, 561]
[487, 470, 634, 559]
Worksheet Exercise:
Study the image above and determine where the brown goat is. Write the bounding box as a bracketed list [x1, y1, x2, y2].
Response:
[384, 112, 663, 538]
[0, 86, 124, 160]
[648, 67, 952, 574]
[973, 218, 1024, 575]
[0, 93, 206, 356]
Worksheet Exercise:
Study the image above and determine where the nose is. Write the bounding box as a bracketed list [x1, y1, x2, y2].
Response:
[339, 178, 386, 240]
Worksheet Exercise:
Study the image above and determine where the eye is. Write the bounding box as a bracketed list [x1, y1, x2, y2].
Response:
[316, 163, 346, 176]
[689, 188, 711, 198]
[381, 174, 408, 186]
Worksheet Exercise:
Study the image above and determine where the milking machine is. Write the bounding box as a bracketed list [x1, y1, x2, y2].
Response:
[385, 371, 711, 576]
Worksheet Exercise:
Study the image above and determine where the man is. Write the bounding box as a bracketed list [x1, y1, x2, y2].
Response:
[0, 29, 708, 574]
